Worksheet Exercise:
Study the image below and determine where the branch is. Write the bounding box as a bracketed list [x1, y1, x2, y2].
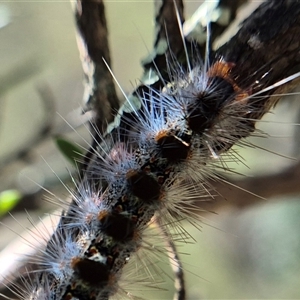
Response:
[199, 159, 300, 211]
[72, 0, 120, 132]
[218, 0, 300, 109]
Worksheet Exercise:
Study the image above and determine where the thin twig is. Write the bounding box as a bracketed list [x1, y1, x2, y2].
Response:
[155, 217, 186, 300]
[72, 0, 120, 125]
[200, 159, 300, 211]
[72, 0, 120, 175]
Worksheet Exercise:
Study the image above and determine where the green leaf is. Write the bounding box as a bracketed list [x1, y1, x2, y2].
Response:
[55, 137, 84, 166]
[0, 189, 22, 216]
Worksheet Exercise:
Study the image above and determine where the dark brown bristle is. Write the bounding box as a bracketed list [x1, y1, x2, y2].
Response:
[156, 133, 190, 161]
[126, 170, 161, 202]
[99, 212, 135, 242]
[71, 257, 110, 287]
[187, 76, 234, 133]
[63, 293, 73, 300]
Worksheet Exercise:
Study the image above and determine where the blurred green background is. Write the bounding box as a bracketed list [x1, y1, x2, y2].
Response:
[0, 1, 300, 299]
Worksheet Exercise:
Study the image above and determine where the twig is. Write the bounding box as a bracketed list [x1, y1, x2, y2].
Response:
[218, 0, 300, 108]
[72, 0, 120, 175]
[184, 0, 249, 47]
[72, 0, 120, 127]
[200, 159, 300, 211]
[155, 217, 186, 300]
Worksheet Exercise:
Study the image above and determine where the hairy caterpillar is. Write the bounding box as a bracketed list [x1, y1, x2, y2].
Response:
[1, 0, 300, 299]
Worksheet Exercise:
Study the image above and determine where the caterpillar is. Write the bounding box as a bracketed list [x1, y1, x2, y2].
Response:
[1, 0, 300, 299]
